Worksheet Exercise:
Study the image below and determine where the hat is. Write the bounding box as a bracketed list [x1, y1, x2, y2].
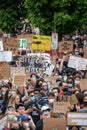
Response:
[41, 105, 50, 112]
[47, 92, 55, 97]
[20, 114, 31, 121]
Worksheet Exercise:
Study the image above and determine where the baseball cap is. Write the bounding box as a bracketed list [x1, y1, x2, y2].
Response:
[41, 105, 50, 112]
[20, 114, 31, 121]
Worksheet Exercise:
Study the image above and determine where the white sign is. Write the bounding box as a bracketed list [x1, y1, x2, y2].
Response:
[0, 39, 4, 51]
[0, 51, 12, 62]
[51, 33, 58, 50]
[68, 55, 87, 70]
[43, 64, 55, 76]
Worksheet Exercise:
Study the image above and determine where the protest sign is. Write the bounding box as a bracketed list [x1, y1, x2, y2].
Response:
[17, 34, 32, 49]
[13, 74, 26, 86]
[0, 114, 7, 130]
[18, 39, 27, 50]
[20, 53, 51, 73]
[67, 112, 87, 126]
[68, 55, 87, 70]
[10, 67, 25, 77]
[32, 35, 51, 51]
[0, 39, 4, 51]
[0, 51, 12, 62]
[80, 79, 87, 91]
[51, 33, 58, 50]
[0, 62, 10, 80]
[43, 118, 66, 130]
[43, 64, 55, 76]
[84, 47, 87, 58]
[59, 41, 73, 53]
[69, 94, 78, 105]
[3, 37, 18, 55]
[53, 102, 69, 113]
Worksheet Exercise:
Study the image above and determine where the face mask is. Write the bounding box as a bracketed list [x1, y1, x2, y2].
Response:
[42, 111, 50, 117]
[31, 96, 35, 101]
[35, 95, 39, 101]
[55, 93, 58, 97]
[48, 99, 54, 104]
[42, 86, 48, 90]
[63, 77, 67, 82]
[75, 51, 79, 55]
[23, 122, 29, 128]
[16, 86, 19, 90]
[2, 91, 6, 95]
[8, 93, 11, 97]
[48, 85, 51, 90]
[31, 77, 36, 81]
[75, 80, 80, 85]
[56, 81, 61, 86]
[67, 83, 73, 88]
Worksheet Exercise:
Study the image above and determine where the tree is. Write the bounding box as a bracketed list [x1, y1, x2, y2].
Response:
[0, 0, 27, 33]
[25, 0, 87, 36]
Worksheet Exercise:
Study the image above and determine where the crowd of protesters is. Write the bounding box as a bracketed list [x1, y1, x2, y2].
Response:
[0, 31, 87, 130]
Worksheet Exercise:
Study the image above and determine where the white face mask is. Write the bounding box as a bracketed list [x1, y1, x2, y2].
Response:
[48, 99, 54, 104]
[23, 122, 29, 128]
[75, 80, 80, 85]
[42, 111, 50, 117]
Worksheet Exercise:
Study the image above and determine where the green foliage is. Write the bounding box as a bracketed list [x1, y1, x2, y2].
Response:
[25, 0, 87, 35]
[0, 0, 27, 33]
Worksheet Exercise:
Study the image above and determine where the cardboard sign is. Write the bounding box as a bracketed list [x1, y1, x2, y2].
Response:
[69, 94, 78, 105]
[59, 41, 73, 53]
[10, 67, 25, 77]
[13, 74, 26, 86]
[3, 37, 19, 55]
[0, 39, 4, 51]
[68, 55, 87, 70]
[0, 62, 10, 80]
[0, 114, 7, 130]
[32, 35, 51, 51]
[43, 118, 66, 130]
[53, 102, 69, 113]
[67, 112, 87, 126]
[17, 34, 32, 49]
[80, 79, 87, 91]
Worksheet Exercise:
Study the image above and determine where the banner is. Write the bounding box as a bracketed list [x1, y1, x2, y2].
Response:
[59, 41, 73, 53]
[51, 33, 58, 50]
[32, 35, 51, 51]
[68, 55, 87, 70]
[18, 39, 27, 50]
[0, 39, 4, 51]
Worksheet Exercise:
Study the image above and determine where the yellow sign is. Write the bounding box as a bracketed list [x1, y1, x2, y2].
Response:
[32, 35, 51, 51]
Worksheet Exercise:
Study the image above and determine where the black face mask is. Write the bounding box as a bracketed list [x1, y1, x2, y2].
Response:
[83, 101, 87, 105]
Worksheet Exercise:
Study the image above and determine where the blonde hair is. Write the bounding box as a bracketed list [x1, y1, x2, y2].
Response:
[8, 94, 20, 108]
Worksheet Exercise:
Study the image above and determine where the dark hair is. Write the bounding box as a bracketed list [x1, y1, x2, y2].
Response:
[76, 93, 84, 105]
[52, 87, 60, 93]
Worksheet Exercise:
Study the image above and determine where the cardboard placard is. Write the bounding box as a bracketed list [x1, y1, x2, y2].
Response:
[0, 62, 10, 80]
[59, 41, 73, 53]
[80, 79, 87, 91]
[67, 112, 87, 126]
[84, 47, 87, 58]
[17, 34, 32, 49]
[3, 37, 19, 55]
[0, 114, 7, 130]
[69, 94, 78, 105]
[10, 67, 25, 77]
[53, 102, 69, 113]
[43, 118, 66, 130]
[68, 55, 87, 70]
[13, 74, 26, 86]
